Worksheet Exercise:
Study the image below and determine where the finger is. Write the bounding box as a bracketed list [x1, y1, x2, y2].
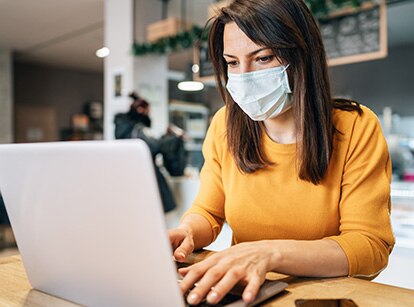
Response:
[168, 229, 185, 251]
[187, 267, 226, 305]
[179, 264, 205, 295]
[173, 249, 187, 262]
[178, 260, 204, 276]
[168, 229, 185, 249]
[206, 269, 243, 305]
[242, 274, 263, 303]
[174, 236, 194, 262]
[178, 266, 190, 276]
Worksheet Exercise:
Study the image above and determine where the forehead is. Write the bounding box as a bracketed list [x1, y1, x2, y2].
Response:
[223, 22, 265, 55]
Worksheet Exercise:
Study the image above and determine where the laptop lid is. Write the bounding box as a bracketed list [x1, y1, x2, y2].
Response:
[0, 140, 185, 307]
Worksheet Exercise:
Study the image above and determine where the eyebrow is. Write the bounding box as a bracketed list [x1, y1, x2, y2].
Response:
[223, 47, 270, 58]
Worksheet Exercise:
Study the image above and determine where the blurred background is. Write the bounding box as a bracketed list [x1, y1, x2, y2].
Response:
[0, 0, 413, 290]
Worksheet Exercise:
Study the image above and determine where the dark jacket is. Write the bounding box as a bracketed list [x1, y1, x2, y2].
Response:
[114, 113, 176, 213]
[0, 193, 10, 225]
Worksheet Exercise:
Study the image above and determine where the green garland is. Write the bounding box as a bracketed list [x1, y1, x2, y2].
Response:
[133, 25, 206, 56]
[132, 0, 378, 57]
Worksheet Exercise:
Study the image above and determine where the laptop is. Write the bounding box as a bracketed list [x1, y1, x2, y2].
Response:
[0, 140, 287, 307]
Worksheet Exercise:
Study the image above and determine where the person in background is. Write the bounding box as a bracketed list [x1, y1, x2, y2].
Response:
[114, 92, 176, 213]
[0, 193, 9, 226]
[114, 92, 152, 140]
[84, 101, 104, 139]
[169, 0, 394, 305]
[0, 193, 16, 250]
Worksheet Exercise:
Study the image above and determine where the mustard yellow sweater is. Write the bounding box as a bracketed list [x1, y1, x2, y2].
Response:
[184, 105, 395, 278]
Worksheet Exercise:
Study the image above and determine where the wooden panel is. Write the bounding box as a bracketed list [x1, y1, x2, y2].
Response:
[15, 105, 58, 143]
[146, 17, 189, 42]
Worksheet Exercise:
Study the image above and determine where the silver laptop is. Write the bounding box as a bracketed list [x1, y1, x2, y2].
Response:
[0, 140, 287, 307]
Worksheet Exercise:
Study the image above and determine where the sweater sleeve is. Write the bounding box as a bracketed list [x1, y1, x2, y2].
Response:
[327, 107, 395, 279]
[181, 108, 226, 241]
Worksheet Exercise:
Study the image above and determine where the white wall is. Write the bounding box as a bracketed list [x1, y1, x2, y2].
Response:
[0, 49, 13, 143]
[104, 0, 134, 140]
[134, 56, 168, 137]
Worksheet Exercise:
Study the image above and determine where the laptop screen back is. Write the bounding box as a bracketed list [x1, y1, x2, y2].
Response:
[0, 140, 184, 307]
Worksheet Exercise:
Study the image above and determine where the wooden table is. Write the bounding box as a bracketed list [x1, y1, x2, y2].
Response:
[1, 254, 414, 306]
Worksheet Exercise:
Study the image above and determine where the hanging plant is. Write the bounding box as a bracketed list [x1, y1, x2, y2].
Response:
[133, 25, 205, 56]
[132, 0, 379, 57]
[307, 0, 330, 17]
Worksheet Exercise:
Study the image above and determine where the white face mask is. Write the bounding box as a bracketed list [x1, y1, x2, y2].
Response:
[226, 65, 292, 121]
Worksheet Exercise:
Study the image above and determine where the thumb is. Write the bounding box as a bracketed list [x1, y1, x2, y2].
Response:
[174, 236, 194, 262]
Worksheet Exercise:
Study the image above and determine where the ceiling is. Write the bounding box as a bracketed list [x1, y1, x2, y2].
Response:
[0, 0, 104, 72]
[0, 0, 413, 73]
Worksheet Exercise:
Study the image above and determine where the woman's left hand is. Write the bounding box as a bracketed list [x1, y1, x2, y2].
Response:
[178, 240, 278, 305]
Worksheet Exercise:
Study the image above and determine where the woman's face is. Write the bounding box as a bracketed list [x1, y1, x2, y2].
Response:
[223, 22, 282, 74]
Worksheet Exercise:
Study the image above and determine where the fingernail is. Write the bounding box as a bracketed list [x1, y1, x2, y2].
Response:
[207, 291, 219, 304]
[244, 291, 253, 302]
[179, 252, 186, 259]
[187, 293, 199, 305]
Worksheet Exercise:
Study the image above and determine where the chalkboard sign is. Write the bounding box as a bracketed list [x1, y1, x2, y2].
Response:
[193, 42, 215, 81]
[319, 1, 387, 66]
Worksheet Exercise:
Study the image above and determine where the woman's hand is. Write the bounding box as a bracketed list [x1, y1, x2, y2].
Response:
[178, 241, 278, 305]
[169, 227, 195, 262]
[168, 215, 215, 262]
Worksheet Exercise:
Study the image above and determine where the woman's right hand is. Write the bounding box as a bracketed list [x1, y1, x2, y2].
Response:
[169, 227, 195, 262]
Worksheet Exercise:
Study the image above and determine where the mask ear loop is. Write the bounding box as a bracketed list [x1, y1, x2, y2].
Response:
[281, 64, 292, 93]
[281, 64, 290, 73]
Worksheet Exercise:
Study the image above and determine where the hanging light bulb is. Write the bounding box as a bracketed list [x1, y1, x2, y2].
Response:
[96, 47, 110, 58]
[192, 64, 200, 73]
[177, 62, 204, 91]
[177, 80, 204, 91]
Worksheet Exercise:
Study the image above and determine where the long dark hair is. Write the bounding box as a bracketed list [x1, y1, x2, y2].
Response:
[208, 0, 361, 184]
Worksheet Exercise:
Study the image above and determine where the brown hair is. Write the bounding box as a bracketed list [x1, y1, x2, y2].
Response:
[208, 0, 361, 184]
[128, 92, 149, 112]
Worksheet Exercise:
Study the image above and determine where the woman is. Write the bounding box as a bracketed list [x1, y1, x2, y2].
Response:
[169, 0, 394, 305]
[114, 93, 177, 213]
[114, 92, 152, 140]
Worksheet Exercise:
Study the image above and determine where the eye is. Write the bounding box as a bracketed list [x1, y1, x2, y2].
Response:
[257, 55, 274, 63]
[225, 61, 239, 68]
